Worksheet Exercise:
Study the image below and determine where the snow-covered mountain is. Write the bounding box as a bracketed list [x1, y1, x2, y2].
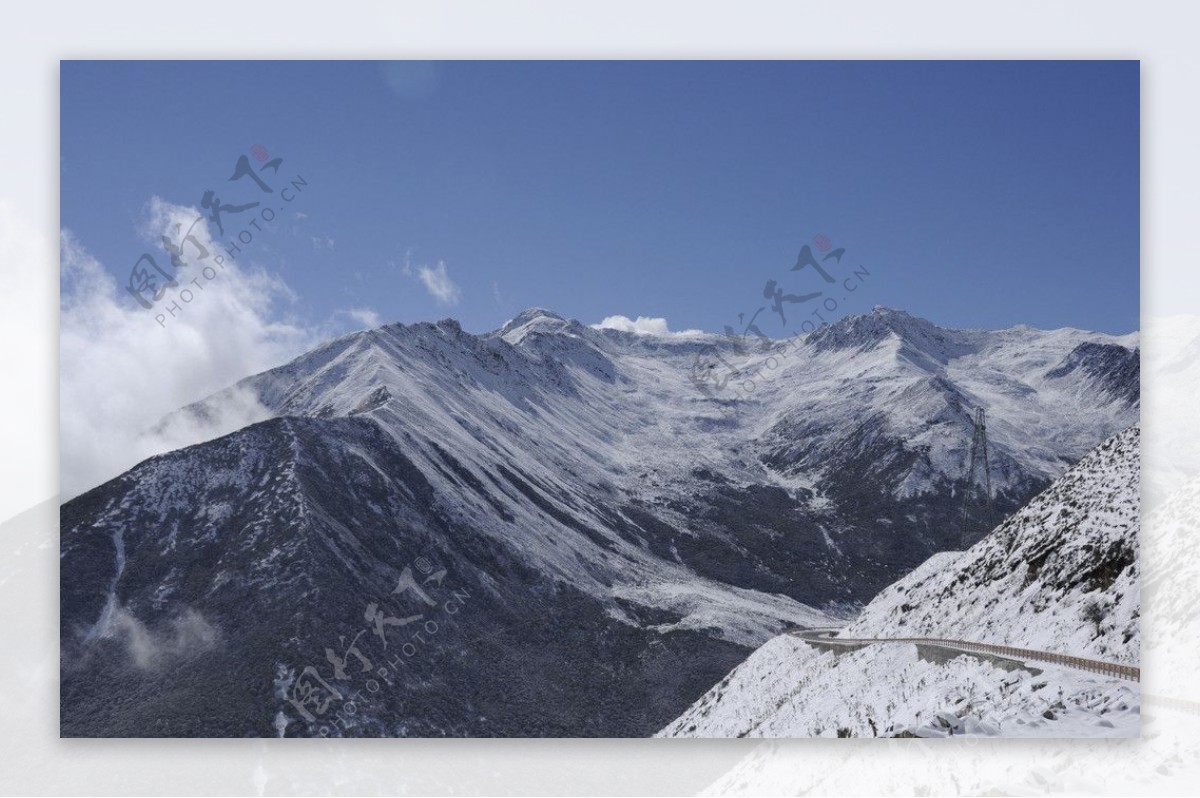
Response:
[166, 305, 1139, 602]
[658, 425, 1140, 738]
[60, 307, 1138, 736]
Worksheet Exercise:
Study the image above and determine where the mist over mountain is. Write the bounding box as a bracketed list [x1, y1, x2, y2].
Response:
[60, 307, 1138, 736]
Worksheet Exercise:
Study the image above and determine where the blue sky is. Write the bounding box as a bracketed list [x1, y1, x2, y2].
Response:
[61, 60, 1139, 336]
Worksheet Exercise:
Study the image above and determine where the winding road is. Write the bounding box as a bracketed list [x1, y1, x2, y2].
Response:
[789, 628, 1141, 682]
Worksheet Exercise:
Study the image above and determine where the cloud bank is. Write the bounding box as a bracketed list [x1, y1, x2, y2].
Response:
[60, 198, 362, 500]
[591, 315, 703, 336]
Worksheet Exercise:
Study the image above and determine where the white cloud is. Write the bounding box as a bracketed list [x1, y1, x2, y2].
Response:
[417, 260, 461, 305]
[591, 315, 703, 336]
[346, 307, 382, 328]
[311, 234, 335, 250]
[60, 198, 353, 500]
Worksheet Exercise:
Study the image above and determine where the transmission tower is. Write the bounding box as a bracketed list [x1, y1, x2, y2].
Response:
[958, 407, 992, 548]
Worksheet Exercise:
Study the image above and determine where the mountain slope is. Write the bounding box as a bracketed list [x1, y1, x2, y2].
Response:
[61, 414, 823, 737]
[846, 424, 1139, 664]
[658, 425, 1140, 738]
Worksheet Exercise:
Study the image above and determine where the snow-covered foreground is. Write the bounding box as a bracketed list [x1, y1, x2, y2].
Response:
[660, 425, 1140, 738]
[657, 634, 1138, 738]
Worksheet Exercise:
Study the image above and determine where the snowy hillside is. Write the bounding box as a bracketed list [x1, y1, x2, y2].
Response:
[656, 635, 1138, 738]
[659, 426, 1140, 738]
[847, 424, 1139, 664]
[60, 307, 1138, 737]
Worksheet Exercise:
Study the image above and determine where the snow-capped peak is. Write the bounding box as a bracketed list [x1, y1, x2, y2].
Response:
[807, 306, 975, 365]
[498, 307, 569, 336]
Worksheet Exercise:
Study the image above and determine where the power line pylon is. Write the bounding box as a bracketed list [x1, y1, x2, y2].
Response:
[959, 407, 992, 548]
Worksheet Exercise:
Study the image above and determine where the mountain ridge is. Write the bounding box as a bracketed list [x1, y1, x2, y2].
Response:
[62, 306, 1138, 736]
